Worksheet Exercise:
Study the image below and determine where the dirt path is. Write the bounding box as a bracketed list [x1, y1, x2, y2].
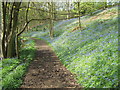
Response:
[20, 39, 81, 88]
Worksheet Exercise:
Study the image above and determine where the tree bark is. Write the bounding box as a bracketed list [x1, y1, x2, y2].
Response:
[6, 2, 14, 41]
[48, 2, 54, 39]
[67, 2, 70, 19]
[7, 2, 21, 58]
[0, 2, 3, 57]
[78, 2, 81, 29]
[26, 2, 30, 32]
[2, 2, 7, 58]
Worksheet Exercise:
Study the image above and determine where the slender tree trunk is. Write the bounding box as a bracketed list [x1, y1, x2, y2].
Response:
[49, 2, 54, 39]
[0, 2, 3, 57]
[67, 2, 70, 19]
[26, 2, 30, 32]
[16, 32, 19, 59]
[78, 2, 81, 29]
[2, 2, 7, 58]
[53, 3, 57, 20]
[6, 2, 14, 40]
[51, 2, 54, 38]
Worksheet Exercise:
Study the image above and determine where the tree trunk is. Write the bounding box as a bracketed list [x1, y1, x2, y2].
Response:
[7, 2, 21, 58]
[16, 34, 19, 59]
[26, 2, 30, 32]
[6, 2, 14, 40]
[49, 2, 54, 39]
[2, 2, 7, 58]
[78, 2, 81, 29]
[7, 35, 16, 58]
[0, 2, 3, 57]
[67, 2, 70, 19]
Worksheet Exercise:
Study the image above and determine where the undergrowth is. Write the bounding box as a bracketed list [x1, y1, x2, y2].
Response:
[1, 37, 36, 89]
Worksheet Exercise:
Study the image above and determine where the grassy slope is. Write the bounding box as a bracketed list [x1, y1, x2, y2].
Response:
[24, 6, 118, 88]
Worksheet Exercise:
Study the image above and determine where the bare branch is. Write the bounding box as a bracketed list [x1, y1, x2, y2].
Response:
[17, 18, 50, 36]
[26, 1, 30, 22]
[17, 15, 80, 36]
[19, 6, 79, 15]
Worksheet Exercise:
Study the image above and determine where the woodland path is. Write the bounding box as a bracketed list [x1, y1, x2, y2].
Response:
[20, 39, 81, 88]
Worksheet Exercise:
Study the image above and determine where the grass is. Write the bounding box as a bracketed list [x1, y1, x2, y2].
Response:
[24, 6, 119, 88]
[1, 37, 36, 89]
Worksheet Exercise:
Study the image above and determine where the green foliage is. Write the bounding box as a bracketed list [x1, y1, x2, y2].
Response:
[1, 37, 36, 89]
[95, 2, 107, 9]
[72, 2, 107, 16]
[2, 58, 20, 78]
[2, 64, 26, 89]
[26, 6, 118, 88]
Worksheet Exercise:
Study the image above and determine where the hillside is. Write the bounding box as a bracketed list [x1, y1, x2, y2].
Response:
[23, 6, 118, 88]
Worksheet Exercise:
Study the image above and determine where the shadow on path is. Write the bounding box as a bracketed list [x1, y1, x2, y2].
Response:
[20, 39, 81, 88]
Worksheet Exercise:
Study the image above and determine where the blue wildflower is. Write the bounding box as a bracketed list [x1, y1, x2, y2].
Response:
[100, 35, 104, 37]
[97, 59, 100, 61]
[116, 31, 118, 33]
[84, 77, 88, 80]
[118, 48, 120, 51]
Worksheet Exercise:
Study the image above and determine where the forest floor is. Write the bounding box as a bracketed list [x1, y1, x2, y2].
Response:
[20, 38, 81, 88]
